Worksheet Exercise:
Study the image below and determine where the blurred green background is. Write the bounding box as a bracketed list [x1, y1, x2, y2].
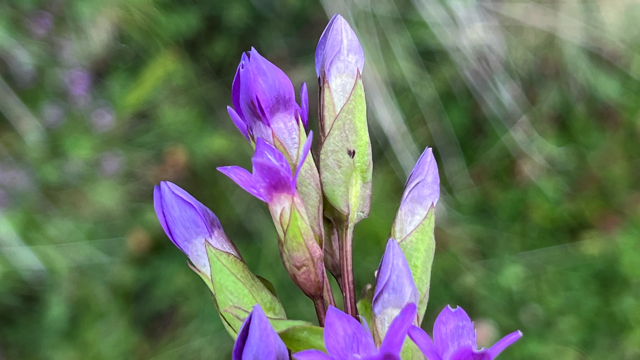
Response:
[1, 0, 639, 358]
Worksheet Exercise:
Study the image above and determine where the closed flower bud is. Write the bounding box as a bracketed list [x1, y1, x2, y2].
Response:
[372, 239, 419, 344]
[153, 181, 240, 277]
[233, 305, 289, 360]
[391, 147, 440, 323]
[316, 14, 365, 112]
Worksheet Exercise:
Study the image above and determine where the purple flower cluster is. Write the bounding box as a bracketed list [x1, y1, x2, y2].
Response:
[152, 13, 523, 360]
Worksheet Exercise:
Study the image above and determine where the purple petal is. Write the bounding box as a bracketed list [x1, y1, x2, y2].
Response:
[433, 305, 476, 359]
[218, 166, 267, 202]
[293, 350, 333, 360]
[232, 55, 246, 120]
[324, 306, 377, 358]
[488, 330, 522, 358]
[379, 303, 417, 356]
[372, 240, 419, 325]
[233, 304, 288, 360]
[154, 181, 239, 274]
[408, 326, 442, 360]
[252, 138, 295, 201]
[315, 14, 365, 109]
[228, 106, 250, 141]
[300, 82, 309, 128]
[395, 147, 440, 239]
[293, 131, 313, 188]
[450, 347, 491, 360]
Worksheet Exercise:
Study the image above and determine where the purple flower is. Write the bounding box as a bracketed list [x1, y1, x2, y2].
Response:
[294, 303, 417, 360]
[373, 239, 419, 340]
[229, 47, 307, 154]
[64, 68, 92, 103]
[315, 14, 365, 110]
[233, 304, 288, 360]
[408, 306, 522, 360]
[153, 181, 240, 276]
[218, 133, 312, 204]
[26, 11, 54, 38]
[393, 147, 440, 240]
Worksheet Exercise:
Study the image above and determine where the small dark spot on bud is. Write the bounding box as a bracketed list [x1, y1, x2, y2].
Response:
[347, 149, 356, 158]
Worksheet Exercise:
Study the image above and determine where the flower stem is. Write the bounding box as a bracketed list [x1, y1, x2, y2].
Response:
[313, 298, 327, 327]
[338, 220, 358, 318]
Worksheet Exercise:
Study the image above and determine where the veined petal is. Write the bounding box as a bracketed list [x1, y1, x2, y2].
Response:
[228, 106, 250, 141]
[252, 138, 295, 201]
[487, 330, 522, 358]
[433, 306, 476, 359]
[293, 350, 333, 360]
[324, 306, 377, 359]
[378, 303, 417, 356]
[408, 326, 442, 360]
[218, 166, 267, 202]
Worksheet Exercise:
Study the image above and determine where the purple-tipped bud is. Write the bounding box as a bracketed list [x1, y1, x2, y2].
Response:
[315, 14, 365, 110]
[233, 304, 289, 360]
[394, 147, 440, 240]
[408, 305, 523, 360]
[373, 239, 419, 342]
[218, 133, 312, 204]
[229, 48, 307, 155]
[153, 181, 240, 276]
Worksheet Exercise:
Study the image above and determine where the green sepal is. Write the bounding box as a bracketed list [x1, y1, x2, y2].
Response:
[206, 243, 287, 338]
[278, 198, 325, 300]
[400, 338, 426, 360]
[393, 208, 436, 322]
[357, 284, 373, 330]
[319, 74, 372, 223]
[278, 324, 326, 353]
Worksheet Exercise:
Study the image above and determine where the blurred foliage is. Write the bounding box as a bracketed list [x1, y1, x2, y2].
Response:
[1, 0, 639, 359]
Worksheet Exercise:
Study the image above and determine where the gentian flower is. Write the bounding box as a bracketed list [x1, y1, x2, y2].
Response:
[229, 47, 308, 161]
[218, 134, 311, 206]
[392, 147, 439, 241]
[233, 304, 288, 360]
[372, 239, 419, 343]
[408, 305, 522, 360]
[316, 14, 365, 111]
[153, 181, 240, 276]
[219, 135, 327, 302]
[294, 303, 417, 360]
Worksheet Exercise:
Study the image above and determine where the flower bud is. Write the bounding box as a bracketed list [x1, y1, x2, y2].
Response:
[391, 146, 440, 323]
[372, 239, 419, 345]
[315, 15, 372, 223]
[153, 181, 240, 277]
[229, 47, 307, 160]
[316, 14, 365, 112]
[233, 305, 289, 360]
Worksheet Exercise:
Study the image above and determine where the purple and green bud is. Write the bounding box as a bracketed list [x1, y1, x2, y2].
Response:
[153, 181, 241, 277]
[315, 14, 372, 224]
[372, 239, 419, 345]
[408, 305, 522, 360]
[229, 47, 323, 245]
[233, 304, 289, 360]
[294, 303, 417, 360]
[315, 14, 365, 114]
[391, 147, 440, 322]
[219, 136, 328, 301]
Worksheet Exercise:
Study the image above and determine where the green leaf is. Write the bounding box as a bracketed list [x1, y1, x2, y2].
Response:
[319, 75, 372, 222]
[278, 324, 326, 353]
[207, 244, 287, 338]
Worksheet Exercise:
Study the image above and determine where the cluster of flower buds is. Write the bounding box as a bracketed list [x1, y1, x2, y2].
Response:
[153, 13, 523, 359]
